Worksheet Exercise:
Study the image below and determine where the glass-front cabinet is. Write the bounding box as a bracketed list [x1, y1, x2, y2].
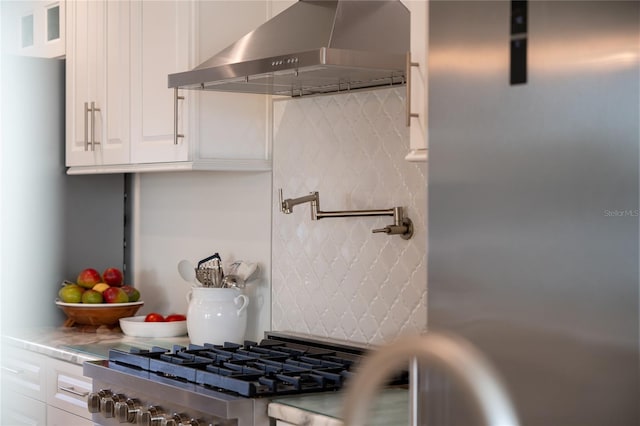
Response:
[2, 0, 65, 58]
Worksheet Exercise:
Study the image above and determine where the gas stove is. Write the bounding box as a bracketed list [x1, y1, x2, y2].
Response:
[83, 332, 404, 426]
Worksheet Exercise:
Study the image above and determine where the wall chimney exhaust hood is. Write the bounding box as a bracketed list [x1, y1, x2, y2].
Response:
[168, 0, 409, 97]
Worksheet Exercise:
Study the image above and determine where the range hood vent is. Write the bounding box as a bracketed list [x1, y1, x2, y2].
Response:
[168, 0, 409, 97]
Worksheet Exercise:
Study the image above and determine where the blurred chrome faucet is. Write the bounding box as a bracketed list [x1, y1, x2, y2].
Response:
[342, 332, 519, 426]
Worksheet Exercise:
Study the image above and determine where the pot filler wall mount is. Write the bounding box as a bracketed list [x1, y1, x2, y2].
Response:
[279, 189, 414, 240]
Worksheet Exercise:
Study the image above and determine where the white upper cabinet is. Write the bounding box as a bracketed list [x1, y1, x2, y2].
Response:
[2, 1, 65, 58]
[129, 1, 192, 165]
[192, 1, 272, 165]
[66, 0, 274, 174]
[402, 0, 428, 162]
[66, 0, 130, 167]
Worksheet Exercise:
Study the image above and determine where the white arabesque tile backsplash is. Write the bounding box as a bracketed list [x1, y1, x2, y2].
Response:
[272, 87, 427, 344]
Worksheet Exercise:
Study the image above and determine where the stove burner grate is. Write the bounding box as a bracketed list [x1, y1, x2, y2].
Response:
[108, 339, 360, 397]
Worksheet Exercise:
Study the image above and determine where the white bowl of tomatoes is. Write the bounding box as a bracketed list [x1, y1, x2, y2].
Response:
[119, 313, 187, 338]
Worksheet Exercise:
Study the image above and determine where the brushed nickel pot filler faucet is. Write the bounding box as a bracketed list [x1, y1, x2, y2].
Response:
[279, 189, 414, 240]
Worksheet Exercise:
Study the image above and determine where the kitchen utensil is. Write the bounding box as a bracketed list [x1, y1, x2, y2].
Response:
[197, 252, 221, 269]
[195, 267, 224, 287]
[211, 257, 223, 287]
[178, 259, 198, 285]
[196, 253, 224, 287]
[228, 261, 259, 282]
[119, 315, 187, 338]
[221, 274, 245, 289]
[195, 268, 212, 286]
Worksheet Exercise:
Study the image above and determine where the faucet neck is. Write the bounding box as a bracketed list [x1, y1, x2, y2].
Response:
[341, 333, 519, 426]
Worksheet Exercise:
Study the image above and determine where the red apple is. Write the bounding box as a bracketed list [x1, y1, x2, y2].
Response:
[103, 287, 129, 303]
[121, 285, 140, 302]
[102, 267, 123, 287]
[77, 268, 102, 289]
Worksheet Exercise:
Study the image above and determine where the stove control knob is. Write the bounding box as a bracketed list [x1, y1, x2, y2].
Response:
[160, 413, 181, 426]
[87, 389, 112, 414]
[137, 405, 165, 426]
[101, 393, 126, 418]
[115, 398, 141, 423]
[161, 418, 177, 426]
[161, 413, 199, 426]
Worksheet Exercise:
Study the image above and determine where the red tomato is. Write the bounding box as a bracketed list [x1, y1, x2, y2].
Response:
[165, 314, 187, 322]
[144, 313, 165, 322]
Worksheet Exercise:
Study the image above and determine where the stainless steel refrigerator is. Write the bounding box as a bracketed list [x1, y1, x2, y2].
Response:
[427, 1, 639, 425]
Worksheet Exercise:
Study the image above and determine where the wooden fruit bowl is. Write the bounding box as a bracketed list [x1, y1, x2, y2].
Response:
[55, 300, 144, 326]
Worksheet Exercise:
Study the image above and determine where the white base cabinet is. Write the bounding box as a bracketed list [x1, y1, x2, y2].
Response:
[1, 347, 47, 401]
[1, 347, 93, 426]
[46, 358, 93, 419]
[2, 392, 47, 426]
[47, 406, 93, 426]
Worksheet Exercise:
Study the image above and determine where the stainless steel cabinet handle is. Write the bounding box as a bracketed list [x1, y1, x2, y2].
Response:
[58, 385, 89, 397]
[174, 88, 185, 145]
[84, 101, 90, 151]
[406, 52, 420, 127]
[90, 101, 101, 151]
[1, 366, 24, 375]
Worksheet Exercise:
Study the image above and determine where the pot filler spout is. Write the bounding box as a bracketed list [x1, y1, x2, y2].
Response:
[167, 0, 410, 97]
[279, 189, 414, 240]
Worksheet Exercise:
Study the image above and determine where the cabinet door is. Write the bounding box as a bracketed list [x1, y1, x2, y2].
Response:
[47, 406, 93, 426]
[66, 0, 101, 166]
[66, 0, 130, 167]
[100, 0, 131, 165]
[195, 1, 270, 161]
[1, 392, 47, 426]
[129, 1, 192, 164]
[403, 0, 428, 161]
[1, 347, 47, 401]
[46, 359, 93, 420]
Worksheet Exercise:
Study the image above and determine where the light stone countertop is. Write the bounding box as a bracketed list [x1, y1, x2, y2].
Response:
[269, 388, 409, 426]
[2, 326, 191, 364]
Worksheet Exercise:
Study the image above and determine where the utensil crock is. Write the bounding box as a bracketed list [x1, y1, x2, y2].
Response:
[186, 287, 249, 345]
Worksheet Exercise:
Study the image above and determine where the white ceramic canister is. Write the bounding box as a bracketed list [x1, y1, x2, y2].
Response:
[186, 287, 249, 345]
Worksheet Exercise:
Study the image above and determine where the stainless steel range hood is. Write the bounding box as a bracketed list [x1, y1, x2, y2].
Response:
[168, 0, 409, 97]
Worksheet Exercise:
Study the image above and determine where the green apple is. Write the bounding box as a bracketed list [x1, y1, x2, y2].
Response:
[58, 284, 84, 303]
[81, 289, 103, 304]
